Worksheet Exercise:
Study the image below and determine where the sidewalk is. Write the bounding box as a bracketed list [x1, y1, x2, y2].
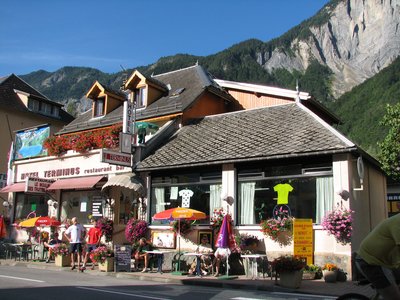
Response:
[0, 259, 375, 299]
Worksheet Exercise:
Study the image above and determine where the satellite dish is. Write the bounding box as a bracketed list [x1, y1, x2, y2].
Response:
[357, 156, 365, 180]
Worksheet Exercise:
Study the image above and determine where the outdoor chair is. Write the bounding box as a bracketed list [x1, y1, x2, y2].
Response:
[171, 252, 188, 272]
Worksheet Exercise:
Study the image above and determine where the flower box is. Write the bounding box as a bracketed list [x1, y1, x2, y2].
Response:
[279, 270, 303, 288]
[55, 255, 71, 267]
[99, 257, 114, 272]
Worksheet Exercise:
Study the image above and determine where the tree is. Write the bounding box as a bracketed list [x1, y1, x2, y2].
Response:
[378, 103, 400, 180]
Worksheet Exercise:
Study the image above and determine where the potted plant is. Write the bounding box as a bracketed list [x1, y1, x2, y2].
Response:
[236, 233, 260, 253]
[321, 207, 354, 245]
[322, 263, 338, 283]
[125, 218, 148, 243]
[260, 207, 293, 247]
[303, 264, 322, 280]
[90, 245, 114, 272]
[271, 255, 306, 288]
[52, 243, 70, 267]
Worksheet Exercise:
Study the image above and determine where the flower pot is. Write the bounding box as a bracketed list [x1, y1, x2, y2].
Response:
[302, 271, 316, 280]
[99, 257, 114, 272]
[323, 270, 338, 283]
[55, 255, 71, 267]
[279, 270, 303, 288]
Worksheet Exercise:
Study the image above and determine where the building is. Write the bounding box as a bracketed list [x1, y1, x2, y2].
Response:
[0, 74, 74, 215]
[2, 66, 387, 278]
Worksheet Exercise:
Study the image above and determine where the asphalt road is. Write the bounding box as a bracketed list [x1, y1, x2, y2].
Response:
[0, 265, 336, 300]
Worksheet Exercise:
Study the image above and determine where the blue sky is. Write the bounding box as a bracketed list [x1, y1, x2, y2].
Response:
[1, 0, 330, 76]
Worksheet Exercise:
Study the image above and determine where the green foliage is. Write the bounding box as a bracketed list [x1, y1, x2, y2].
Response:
[329, 56, 400, 156]
[378, 103, 400, 180]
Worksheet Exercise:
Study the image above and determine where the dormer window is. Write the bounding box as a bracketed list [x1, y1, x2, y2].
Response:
[134, 87, 146, 108]
[94, 97, 105, 117]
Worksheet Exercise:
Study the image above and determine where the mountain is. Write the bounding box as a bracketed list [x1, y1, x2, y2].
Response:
[19, 0, 400, 156]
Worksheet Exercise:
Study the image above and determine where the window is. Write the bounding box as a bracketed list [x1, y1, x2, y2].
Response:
[238, 176, 333, 225]
[51, 106, 60, 117]
[150, 172, 222, 225]
[28, 99, 39, 111]
[60, 190, 105, 225]
[94, 97, 105, 117]
[15, 193, 47, 220]
[134, 88, 146, 108]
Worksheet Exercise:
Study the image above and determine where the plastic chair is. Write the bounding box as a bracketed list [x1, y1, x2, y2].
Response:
[171, 252, 187, 272]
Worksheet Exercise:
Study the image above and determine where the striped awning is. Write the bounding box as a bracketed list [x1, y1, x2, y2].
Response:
[101, 173, 145, 196]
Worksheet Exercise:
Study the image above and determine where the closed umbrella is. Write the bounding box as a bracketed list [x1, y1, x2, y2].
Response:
[153, 207, 206, 272]
[215, 214, 238, 278]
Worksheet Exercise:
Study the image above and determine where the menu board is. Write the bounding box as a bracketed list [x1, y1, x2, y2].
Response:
[114, 244, 132, 272]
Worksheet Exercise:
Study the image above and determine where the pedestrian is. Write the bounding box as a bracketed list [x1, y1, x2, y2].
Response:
[82, 218, 102, 270]
[64, 217, 86, 272]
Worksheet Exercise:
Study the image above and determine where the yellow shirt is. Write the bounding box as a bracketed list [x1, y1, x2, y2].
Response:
[358, 213, 400, 268]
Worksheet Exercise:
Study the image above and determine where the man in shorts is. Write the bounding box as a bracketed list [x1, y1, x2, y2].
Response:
[64, 217, 86, 272]
[356, 213, 400, 300]
[82, 218, 102, 270]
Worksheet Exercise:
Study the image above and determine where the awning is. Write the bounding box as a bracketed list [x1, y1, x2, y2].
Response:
[47, 176, 104, 190]
[101, 172, 145, 196]
[0, 182, 26, 193]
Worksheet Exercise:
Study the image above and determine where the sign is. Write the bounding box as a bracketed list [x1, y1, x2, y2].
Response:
[101, 149, 132, 167]
[119, 132, 132, 154]
[123, 100, 134, 134]
[92, 198, 103, 217]
[25, 177, 55, 194]
[293, 218, 313, 265]
[15, 125, 50, 159]
[114, 244, 132, 272]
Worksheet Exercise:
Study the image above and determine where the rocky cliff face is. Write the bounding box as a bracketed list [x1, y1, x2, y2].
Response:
[260, 0, 400, 97]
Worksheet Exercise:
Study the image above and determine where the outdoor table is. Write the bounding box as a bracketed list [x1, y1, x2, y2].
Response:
[183, 252, 214, 276]
[241, 254, 268, 280]
[144, 250, 174, 273]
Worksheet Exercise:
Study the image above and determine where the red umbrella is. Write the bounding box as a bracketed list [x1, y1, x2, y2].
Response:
[19, 216, 61, 227]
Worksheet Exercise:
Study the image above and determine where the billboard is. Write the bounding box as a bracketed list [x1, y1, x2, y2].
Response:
[14, 125, 50, 159]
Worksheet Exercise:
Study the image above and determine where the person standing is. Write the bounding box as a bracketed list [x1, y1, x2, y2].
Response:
[64, 217, 86, 272]
[82, 218, 102, 270]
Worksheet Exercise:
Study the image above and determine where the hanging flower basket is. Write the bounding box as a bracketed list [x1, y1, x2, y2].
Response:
[321, 207, 354, 245]
[125, 218, 148, 243]
[260, 207, 293, 247]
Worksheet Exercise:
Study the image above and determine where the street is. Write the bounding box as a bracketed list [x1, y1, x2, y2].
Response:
[0, 265, 336, 300]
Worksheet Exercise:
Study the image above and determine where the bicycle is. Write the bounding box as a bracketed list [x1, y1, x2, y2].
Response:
[336, 279, 382, 300]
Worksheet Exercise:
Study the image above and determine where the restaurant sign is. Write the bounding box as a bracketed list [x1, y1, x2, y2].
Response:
[25, 177, 55, 194]
[100, 149, 132, 167]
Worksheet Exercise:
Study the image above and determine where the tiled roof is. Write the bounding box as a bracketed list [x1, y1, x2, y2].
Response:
[58, 65, 233, 134]
[136, 103, 356, 171]
[0, 74, 74, 123]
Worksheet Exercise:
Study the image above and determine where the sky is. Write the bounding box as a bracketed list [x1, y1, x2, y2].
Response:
[1, 0, 330, 76]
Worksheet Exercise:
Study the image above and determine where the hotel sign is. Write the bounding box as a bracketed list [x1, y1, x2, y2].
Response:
[100, 149, 132, 167]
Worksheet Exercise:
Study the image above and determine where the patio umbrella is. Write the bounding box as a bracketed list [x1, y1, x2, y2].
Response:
[135, 122, 159, 134]
[153, 207, 206, 272]
[19, 216, 61, 227]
